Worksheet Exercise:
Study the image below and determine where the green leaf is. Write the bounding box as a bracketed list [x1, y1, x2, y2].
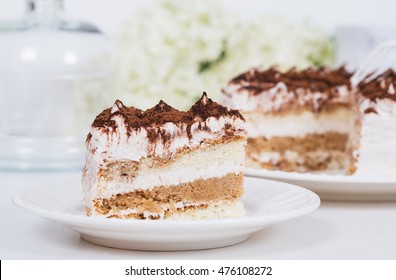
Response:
[198, 40, 227, 73]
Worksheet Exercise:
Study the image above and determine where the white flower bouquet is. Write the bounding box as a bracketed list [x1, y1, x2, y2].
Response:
[114, 0, 334, 109]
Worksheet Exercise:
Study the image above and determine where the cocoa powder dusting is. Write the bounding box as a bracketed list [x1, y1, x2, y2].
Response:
[229, 66, 352, 94]
[191, 92, 244, 121]
[358, 69, 396, 102]
[90, 92, 244, 142]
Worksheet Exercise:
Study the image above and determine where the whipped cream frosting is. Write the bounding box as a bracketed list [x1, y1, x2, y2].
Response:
[84, 93, 244, 164]
[221, 66, 353, 113]
[243, 108, 354, 138]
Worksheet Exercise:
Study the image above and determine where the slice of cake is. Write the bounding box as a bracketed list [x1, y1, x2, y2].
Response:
[82, 93, 246, 219]
[354, 69, 396, 176]
[221, 66, 356, 173]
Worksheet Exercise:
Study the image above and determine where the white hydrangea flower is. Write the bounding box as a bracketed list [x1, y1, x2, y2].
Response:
[114, 0, 334, 110]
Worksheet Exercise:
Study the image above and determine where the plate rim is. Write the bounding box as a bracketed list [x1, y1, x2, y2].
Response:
[244, 168, 396, 184]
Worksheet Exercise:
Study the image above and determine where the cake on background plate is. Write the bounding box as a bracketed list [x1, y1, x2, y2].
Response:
[221, 66, 356, 174]
[354, 69, 396, 176]
[82, 93, 246, 219]
[222, 66, 396, 177]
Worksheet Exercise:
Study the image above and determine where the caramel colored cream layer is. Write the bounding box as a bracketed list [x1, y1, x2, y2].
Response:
[246, 133, 352, 173]
[89, 173, 244, 219]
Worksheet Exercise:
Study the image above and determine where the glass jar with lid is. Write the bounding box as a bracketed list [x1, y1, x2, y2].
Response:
[0, 0, 114, 170]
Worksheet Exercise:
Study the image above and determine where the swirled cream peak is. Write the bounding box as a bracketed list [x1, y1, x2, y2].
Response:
[86, 92, 245, 163]
[221, 66, 353, 113]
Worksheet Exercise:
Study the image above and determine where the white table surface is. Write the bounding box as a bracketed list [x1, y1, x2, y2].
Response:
[1, 171, 395, 260]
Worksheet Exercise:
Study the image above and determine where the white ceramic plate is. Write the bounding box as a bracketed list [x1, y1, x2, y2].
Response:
[12, 177, 320, 251]
[245, 168, 396, 201]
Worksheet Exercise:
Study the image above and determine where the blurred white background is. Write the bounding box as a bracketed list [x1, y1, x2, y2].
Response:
[1, 0, 396, 33]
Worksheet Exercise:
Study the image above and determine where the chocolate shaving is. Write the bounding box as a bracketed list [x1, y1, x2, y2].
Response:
[364, 107, 378, 114]
[85, 132, 92, 144]
[358, 69, 396, 102]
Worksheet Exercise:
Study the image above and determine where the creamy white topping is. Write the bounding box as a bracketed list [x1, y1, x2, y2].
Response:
[221, 82, 351, 113]
[355, 98, 396, 177]
[87, 105, 244, 162]
[242, 109, 354, 138]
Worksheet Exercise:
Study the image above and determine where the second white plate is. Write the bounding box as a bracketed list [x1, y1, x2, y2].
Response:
[245, 168, 396, 201]
[12, 176, 320, 251]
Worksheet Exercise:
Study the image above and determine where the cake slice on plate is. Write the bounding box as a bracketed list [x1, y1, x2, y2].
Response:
[82, 93, 246, 219]
[221, 66, 356, 174]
